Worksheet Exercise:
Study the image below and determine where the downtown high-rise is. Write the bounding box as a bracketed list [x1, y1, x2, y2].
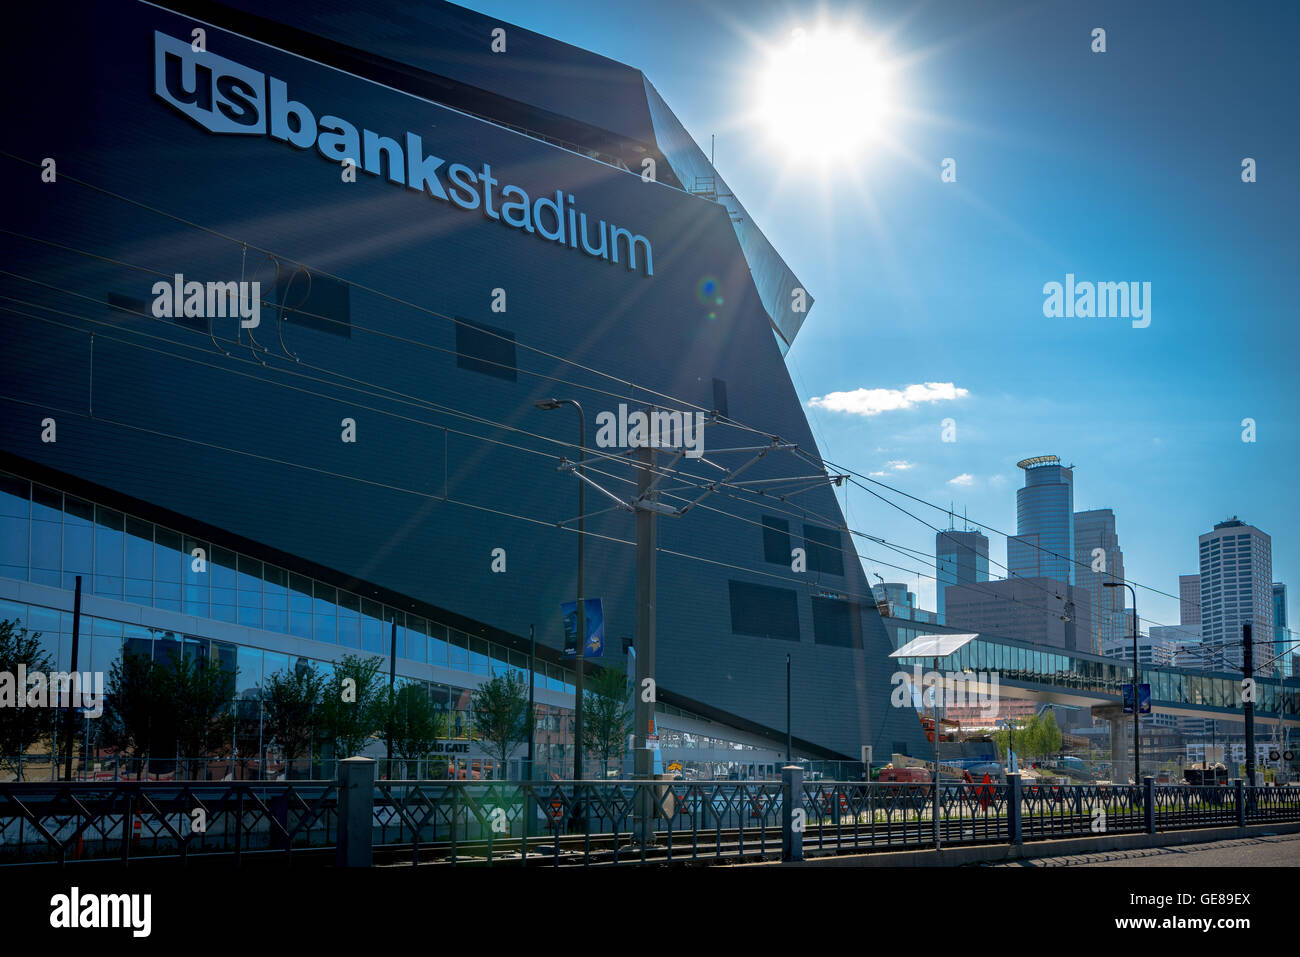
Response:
[1073, 508, 1126, 654]
[1197, 519, 1274, 675]
[1008, 455, 1075, 585]
[935, 528, 989, 625]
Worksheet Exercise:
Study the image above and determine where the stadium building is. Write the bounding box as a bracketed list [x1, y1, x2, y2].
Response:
[0, 0, 928, 778]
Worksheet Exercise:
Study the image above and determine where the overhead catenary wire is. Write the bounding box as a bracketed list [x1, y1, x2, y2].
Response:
[0, 290, 1185, 643]
[0, 151, 1229, 631]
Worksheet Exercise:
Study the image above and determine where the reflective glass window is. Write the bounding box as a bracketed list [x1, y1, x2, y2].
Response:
[314, 582, 337, 645]
[0, 473, 29, 580]
[337, 590, 360, 649]
[361, 599, 383, 654]
[182, 536, 210, 617]
[211, 546, 238, 623]
[63, 496, 93, 592]
[92, 506, 124, 599]
[154, 527, 182, 612]
[288, 574, 313, 640]
[124, 517, 153, 606]
[154, 631, 183, 671]
[263, 651, 289, 683]
[91, 616, 123, 677]
[30, 484, 62, 587]
[429, 682, 453, 712]
[212, 639, 237, 681]
[404, 614, 426, 663]
[236, 555, 261, 629]
[508, 650, 527, 683]
[448, 630, 469, 672]
[27, 604, 61, 670]
[123, 623, 152, 663]
[263, 565, 288, 633]
[469, 637, 490, 675]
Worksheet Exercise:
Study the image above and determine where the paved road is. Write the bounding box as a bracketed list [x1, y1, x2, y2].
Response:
[997, 832, 1300, 866]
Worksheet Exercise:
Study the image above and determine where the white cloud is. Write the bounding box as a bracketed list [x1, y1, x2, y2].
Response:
[948, 473, 975, 486]
[808, 382, 969, 417]
[868, 470, 886, 477]
[885, 460, 913, 471]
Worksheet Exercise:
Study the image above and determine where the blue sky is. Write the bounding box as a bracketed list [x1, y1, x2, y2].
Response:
[460, 0, 1299, 635]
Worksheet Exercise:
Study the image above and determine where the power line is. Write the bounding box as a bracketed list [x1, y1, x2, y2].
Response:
[0, 152, 1222, 626]
[0, 293, 1156, 642]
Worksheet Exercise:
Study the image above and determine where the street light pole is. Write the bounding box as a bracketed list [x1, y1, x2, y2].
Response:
[785, 654, 792, 763]
[534, 398, 586, 783]
[527, 623, 535, 781]
[1105, 581, 1140, 783]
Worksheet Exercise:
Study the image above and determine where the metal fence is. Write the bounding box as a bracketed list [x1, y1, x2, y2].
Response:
[0, 780, 339, 865]
[0, 755, 505, 783]
[2, 773, 1297, 867]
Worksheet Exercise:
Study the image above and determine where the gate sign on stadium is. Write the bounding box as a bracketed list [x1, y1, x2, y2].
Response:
[153, 31, 654, 276]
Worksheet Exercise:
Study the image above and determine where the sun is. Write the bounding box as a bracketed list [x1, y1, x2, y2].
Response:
[755, 25, 895, 165]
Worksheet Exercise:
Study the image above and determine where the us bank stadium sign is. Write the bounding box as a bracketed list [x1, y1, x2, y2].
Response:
[153, 32, 654, 276]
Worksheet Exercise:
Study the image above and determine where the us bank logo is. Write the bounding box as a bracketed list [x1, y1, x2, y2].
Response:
[153, 32, 654, 276]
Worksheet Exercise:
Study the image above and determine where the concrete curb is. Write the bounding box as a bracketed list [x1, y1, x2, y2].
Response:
[752, 821, 1300, 867]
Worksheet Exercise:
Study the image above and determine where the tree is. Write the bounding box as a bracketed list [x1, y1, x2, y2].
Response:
[1033, 710, 1062, 763]
[102, 647, 238, 779]
[318, 654, 385, 760]
[261, 663, 325, 775]
[165, 651, 237, 779]
[377, 682, 447, 778]
[994, 712, 1063, 767]
[992, 718, 1025, 763]
[582, 664, 633, 778]
[101, 651, 170, 779]
[470, 671, 530, 778]
[0, 619, 55, 780]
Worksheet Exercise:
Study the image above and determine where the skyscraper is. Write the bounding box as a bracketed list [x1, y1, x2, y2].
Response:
[1179, 574, 1202, 626]
[1073, 508, 1126, 654]
[1274, 583, 1289, 678]
[1198, 519, 1274, 676]
[935, 528, 989, 625]
[944, 578, 1093, 653]
[1008, 455, 1075, 585]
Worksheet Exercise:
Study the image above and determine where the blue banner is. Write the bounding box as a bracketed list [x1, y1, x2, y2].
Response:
[1122, 682, 1151, 715]
[561, 598, 604, 658]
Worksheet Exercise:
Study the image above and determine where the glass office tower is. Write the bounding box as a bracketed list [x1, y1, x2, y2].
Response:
[1073, 508, 1126, 655]
[1198, 519, 1274, 676]
[935, 529, 989, 625]
[1008, 455, 1075, 586]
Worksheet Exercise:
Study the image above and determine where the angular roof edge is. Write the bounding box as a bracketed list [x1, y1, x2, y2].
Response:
[642, 78, 814, 354]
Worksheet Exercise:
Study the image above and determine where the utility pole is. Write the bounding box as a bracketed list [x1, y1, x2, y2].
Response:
[533, 398, 586, 785]
[387, 616, 397, 769]
[533, 405, 804, 843]
[1104, 581, 1140, 782]
[1244, 623, 1255, 786]
[633, 443, 659, 846]
[785, 653, 792, 763]
[527, 623, 535, 781]
[64, 575, 82, 782]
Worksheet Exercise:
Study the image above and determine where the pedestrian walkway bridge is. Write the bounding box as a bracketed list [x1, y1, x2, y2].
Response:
[884, 620, 1298, 725]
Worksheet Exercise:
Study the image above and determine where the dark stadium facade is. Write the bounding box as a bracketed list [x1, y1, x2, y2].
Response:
[0, 0, 928, 776]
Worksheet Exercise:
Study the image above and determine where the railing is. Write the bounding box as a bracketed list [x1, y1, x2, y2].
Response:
[0, 780, 339, 865]
[0, 756, 507, 784]
[2, 773, 1297, 867]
